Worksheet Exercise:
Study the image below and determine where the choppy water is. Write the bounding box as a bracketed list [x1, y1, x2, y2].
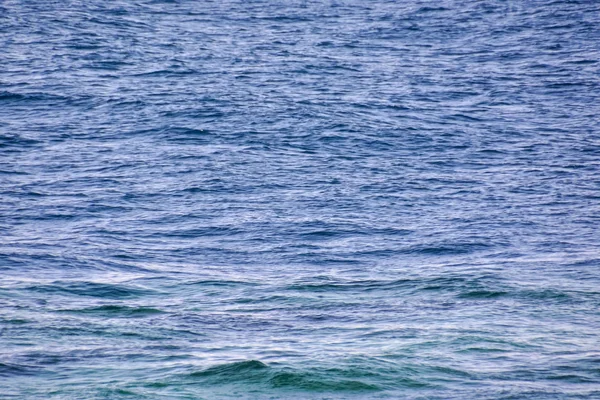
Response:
[1, 0, 600, 398]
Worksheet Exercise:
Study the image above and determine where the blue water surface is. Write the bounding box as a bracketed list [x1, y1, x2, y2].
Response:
[1, 0, 600, 399]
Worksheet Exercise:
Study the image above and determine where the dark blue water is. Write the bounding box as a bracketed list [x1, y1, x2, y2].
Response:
[2, 1, 600, 398]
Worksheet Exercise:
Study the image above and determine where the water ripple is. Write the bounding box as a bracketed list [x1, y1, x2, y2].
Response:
[1, 0, 600, 398]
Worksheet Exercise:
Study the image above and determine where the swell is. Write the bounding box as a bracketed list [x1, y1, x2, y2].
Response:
[25, 281, 158, 299]
[182, 360, 389, 392]
[283, 275, 579, 304]
[56, 304, 165, 317]
[0, 362, 39, 377]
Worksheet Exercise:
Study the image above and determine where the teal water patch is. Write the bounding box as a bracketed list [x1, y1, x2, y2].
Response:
[187, 360, 384, 392]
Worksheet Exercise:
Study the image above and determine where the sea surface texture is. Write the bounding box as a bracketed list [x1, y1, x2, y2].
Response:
[1, 0, 600, 399]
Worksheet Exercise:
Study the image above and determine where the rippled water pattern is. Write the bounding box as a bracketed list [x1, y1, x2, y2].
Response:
[2, 0, 600, 398]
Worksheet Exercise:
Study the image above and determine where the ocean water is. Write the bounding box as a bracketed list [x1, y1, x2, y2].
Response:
[1, 0, 600, 398]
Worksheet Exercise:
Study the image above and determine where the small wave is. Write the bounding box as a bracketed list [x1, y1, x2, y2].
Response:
[0, 90, 69, 103]
[545, 374, 597, 383]
[187, 360, 381, 392]
[518, 288, 571, 301]
[189, 360, 269, 383]
[0, 134, 42, 148]
[0, 91, 26, 101]
[132, 68, 198, 77]
[269, 371, 379, 391]
[0, 362, 38, 377]
[57, 304, 165, 317]
[458, 290, 509, 299]
[299, 229, 350, 240]
[160, 126, 212, 144]
[182, 279, 258, 288]
[286, 278, 415, 292]
[459, 347, 510, 353]
[27, 281, 157, 299]
[403, 241, 495, 256]
[416, 6, 449, 13]
[456, 286, 574, 303]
